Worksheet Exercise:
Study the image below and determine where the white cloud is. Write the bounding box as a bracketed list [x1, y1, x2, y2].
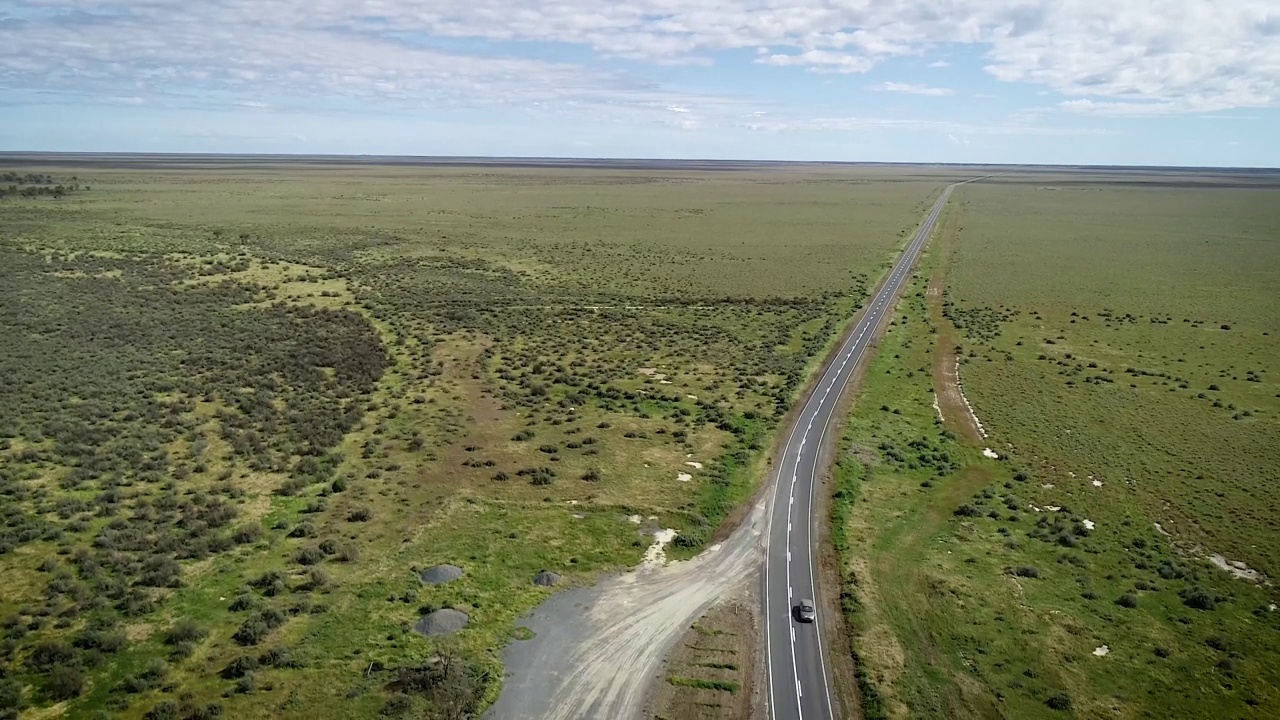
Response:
[929, 60, 951, 68]
[871, 82, 955, 96]
[740, 116, 1116, 136]
[756, 50, 875, 74]
[2, 0, 1278, 118]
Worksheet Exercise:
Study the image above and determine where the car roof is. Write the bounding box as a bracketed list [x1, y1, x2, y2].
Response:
[800, 599, 814, 606]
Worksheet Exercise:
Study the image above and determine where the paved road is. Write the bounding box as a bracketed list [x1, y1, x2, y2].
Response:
[763, 179, 979, 719]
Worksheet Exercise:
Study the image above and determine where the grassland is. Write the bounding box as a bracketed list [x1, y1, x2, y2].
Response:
[0, 162, 955, 719]
[834, 176, 1280, 718]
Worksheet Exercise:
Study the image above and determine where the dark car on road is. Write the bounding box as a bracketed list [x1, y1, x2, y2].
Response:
[794, 599, 816, 623]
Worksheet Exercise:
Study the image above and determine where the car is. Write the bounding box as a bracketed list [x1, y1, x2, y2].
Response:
[794, 599, 816, 623]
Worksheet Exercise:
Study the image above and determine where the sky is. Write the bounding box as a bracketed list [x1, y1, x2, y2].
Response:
[1, 0, 1278, 166]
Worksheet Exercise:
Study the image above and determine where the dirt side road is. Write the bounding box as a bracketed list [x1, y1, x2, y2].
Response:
[485, 497, 770, 720]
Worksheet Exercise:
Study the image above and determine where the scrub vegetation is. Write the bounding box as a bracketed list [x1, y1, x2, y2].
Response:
[834, 175, 1280, 718]
[0, 161, 951, 719]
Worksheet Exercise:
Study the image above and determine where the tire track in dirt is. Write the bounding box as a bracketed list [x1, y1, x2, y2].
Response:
[926, 206, 985, 446]
[485, 497, 771, 720]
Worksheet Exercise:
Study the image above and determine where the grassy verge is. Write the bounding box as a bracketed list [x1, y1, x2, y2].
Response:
[834, 192, 1280, 718]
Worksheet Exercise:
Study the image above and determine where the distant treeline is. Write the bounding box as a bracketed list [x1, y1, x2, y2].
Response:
[0, 172, 88, 198]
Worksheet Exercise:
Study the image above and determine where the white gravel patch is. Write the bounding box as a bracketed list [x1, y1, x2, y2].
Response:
[676, 472, 693, 482]
[1045, 505, 1061, 512]
[684, 461, 703, 469]
[1154, 522, 1170, 536]
[626, 514, 642, 524]
[1093, 645, 1110, 657]
[982, 448, 999, 459]
[1209, 554, 1265, 583]
[955, 359, 989, 438]
[641, 529, 677, 569]
[1081, 519, 1096, 531]
[1092, 480, 1104, 487]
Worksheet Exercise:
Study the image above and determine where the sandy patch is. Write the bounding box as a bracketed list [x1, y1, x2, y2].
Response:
[641, 529, 678, 569]
[1153, 522, 1170, 536]
[1093, 645, 1110, 657]
[684, 461, 703, 469]
[1092, 480, 1103, 487]
[1208, 554, 1265, 583]
[1081, 519, 1096, 531]
[627, 514, 643, 524]
[637, 367, 668, 380]
[676, 473, 693, 482]
[982, 448, 999, 459]
[932, 393, 943, 422]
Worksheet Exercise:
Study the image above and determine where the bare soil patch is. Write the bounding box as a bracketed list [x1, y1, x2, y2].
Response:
[647, 599, 760, 720]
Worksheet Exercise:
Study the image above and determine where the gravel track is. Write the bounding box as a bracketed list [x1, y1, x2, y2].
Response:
[485, 496, 771, 720]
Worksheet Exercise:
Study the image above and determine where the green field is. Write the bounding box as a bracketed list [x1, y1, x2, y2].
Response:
[835, 177, 1280, 718]
[0, 163, 952, 719]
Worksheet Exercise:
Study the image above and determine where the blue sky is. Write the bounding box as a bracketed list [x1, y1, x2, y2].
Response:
[1, 0, 1278, 166]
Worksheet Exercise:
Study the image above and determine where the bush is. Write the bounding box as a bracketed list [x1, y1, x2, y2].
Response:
[1014, 566, 1041, 579]
[1116, 593, 1139, 608]
[1154, 646, 1170, 658]
[221, 655, 259, 679]
[233, 618, 269, 646]
[305, 568, 331, 591]
[335, 543, 361, 562]
[30, 640, 75, 670]
[347, 507, 372, 522]
[491, 471, 509, 482]
[259, 647, 302, 668]
[121, 659, 169, 693]
[288, 521, 316, 538]
[1045, 692, 1072, 711]
[581, 468, 602, 482]
[953, 504, 981, 518]
[44, 665, 85, 700]
[673, 531, 705, 549]
[1181, 588, 1217, 611]
[1206, 634, 1229, 651]
[381, 693, 413, 716]
[511, 430, 535, 442]
[229, 593, 259, 612]
[232, 523, 263, 544]
[295, 547, 325, 565]
[145, 701, 180, 720]
[165, 620, 207, 646]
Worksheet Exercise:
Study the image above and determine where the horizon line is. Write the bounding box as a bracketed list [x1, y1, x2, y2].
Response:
[0, 150, 1277, 173]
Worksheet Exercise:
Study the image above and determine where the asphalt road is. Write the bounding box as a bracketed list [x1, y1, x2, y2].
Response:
[763, 179, 979, 719]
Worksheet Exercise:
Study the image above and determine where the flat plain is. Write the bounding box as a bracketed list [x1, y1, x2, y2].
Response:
[834, 173, 1280, 718]
[0, 161, 955, 719]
